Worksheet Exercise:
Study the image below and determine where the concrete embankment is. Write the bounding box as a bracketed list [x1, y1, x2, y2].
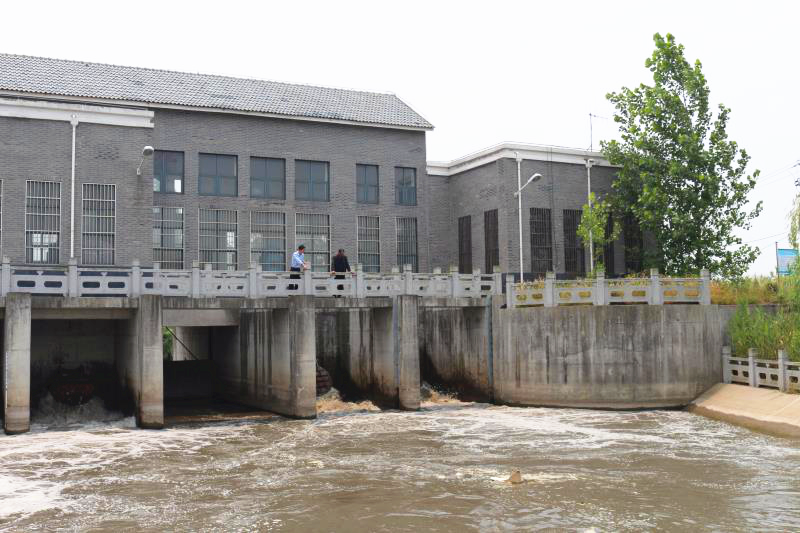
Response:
[689, 383, 800, 438]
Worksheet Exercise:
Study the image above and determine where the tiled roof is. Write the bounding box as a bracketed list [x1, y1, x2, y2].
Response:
[0, 54, 432, 130]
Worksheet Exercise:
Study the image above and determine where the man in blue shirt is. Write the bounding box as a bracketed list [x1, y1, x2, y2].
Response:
[289, 244, 305, 290]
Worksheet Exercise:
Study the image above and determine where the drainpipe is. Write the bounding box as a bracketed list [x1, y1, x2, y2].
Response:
[70, 114, 78, 260]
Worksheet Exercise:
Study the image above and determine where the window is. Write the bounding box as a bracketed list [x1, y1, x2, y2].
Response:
[295, 160, 330, 201]
[458, 215, 472, 274]
[563, 209, 586, 277]
[0, 180, 3, 255]
[251, 211, 286, 271]
[199, 209, 238, 270]
[154, 150, 184, 193]
[250, 157, 285, 199]
[25, 181, 61, 264]
[484, 209, 499, 274]
[396, 217, 418, 272]
[395, 167, 417, 206]
[356, 164, 379, 204]
[153, 207, 184, 269]
[357, 215, 381, 272]
[295, 213, 330, 271]
[602, 214, 616, 275]
[530, 208, 552, 279]
[81, 184, 116, 265]
[623, 213, 644, 274]
[199, 153, 237, 196]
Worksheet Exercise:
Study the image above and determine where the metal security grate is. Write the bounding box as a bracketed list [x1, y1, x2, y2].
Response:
[251, 211, 286, 271]
[603, 214, 615, 275]
[357, 215, 381, 272]
[529, 208, 552, 278]
[396, 216, 418, 272]
[153, 206, 185, 269]
[484, 209, 499, 274]
[563, 209, 586, 277]
[295, 213, 330, 271]
[81, 184, 116, 265]
[623, 213, 643, 274]
[199, 208, 238, 270]
[25, 180, 61, 264]
[458, 215, 472, 274]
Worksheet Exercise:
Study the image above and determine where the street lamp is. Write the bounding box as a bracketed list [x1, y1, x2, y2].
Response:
[585, 158, 595, 272]
[514, 152, 543, 282]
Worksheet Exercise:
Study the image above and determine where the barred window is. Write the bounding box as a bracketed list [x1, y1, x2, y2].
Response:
[395, 167, 417, 206]
[458, 215, 472, 274]
[529, 208, 552, 278]
[250, 157, 285, 200]
[81, 184, 116, 265]
[563, 209, 586, 277]
[396, 217, 418, 272]
[295, 213, 330, 271]
[357, 215, 380, 272]
[484, 209, 499, 274]
[199, 208, 238, 270]
[251, 211, 286, 271]
[602, 214, 616, 275]
[154, 150, 184, 194]
[199, 153, 238, 197]
[356, 164, 379, 204]
[25, 181, 61, 264]
[153, 207, 184, 269]
[295, 160, 330, 201]
[623, 213, 644, 274]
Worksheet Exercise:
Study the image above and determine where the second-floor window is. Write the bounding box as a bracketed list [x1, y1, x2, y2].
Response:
[199, 153, 238, 197]
[395, 167, 417, 206]
[154, 150, 184, 193]
[356, 164, 379, 204]
[251, 157, 285, 199]
[295, 160, 330, 201]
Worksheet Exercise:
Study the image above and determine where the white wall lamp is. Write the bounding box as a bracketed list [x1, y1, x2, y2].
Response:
[136, 145, 155, 176]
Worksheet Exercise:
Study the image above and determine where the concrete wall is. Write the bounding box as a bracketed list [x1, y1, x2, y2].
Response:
[492, 301, 723, 408]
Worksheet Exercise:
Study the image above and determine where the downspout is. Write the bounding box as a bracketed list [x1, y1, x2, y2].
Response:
[70, 114, 78, 260]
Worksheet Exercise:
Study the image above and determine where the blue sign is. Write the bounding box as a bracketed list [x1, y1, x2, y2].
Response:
[777, 248, 798, 276]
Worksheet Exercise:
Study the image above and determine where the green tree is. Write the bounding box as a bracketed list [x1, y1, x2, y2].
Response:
[601, 33, 761, 278]
[789, 193, 800, 250]
[576, 192, 620, 275]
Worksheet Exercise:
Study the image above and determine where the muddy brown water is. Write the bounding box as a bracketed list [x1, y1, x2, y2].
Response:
[1, 395, 800, 532]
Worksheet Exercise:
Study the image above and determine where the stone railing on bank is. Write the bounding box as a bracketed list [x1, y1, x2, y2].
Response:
[0, 258, 502, 299]
[507, 268, 711, 308]
[722, 346, 800, 393]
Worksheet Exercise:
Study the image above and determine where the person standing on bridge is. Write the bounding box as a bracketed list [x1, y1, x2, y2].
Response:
[289, 244, 307, 290]
[331, 249, 351, 295]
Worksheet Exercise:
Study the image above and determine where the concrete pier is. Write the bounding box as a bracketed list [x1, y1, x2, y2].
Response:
[115, 295, 164, 428]
[171, 326, 209, 361]
[3, 293, 31, 434]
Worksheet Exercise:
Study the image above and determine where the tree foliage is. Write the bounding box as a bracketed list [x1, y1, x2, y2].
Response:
[789, 193, 800, 250]
[576, 192, 620, 275]
[601, 33, 761, 278]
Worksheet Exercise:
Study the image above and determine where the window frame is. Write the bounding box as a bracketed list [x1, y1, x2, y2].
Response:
[356, 164, 379, 204]
[396, 216, 418, 272]
[529, 207, 553, 279]
[198, 153, 238, 197]
[357, 215, 381, 273]
[153, 150, 184, 194]
[563, 209, 586, 277]
[395, 167, 417, 206]
[250, 211, 286, 272]
[295, 160, 330, 202]
[295, 213, 331, 272]
[198, 208, 238, 270]
[484, 209, 499, 274]
[153, 206, 185, 270]
[458, 215, 472, 274]
[25, 180, 61, 265]
[250, 157, 286, 200]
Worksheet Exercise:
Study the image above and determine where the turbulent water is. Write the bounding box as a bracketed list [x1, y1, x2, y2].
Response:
[2, 393, 800, 532]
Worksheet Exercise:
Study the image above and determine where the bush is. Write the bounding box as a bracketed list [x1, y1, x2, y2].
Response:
[729, 304, 800, 361]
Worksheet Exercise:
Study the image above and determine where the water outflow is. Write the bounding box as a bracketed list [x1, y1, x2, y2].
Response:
[2, 396, 800, 531]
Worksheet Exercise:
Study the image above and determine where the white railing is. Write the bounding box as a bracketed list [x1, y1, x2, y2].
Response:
[0, 258, 502, 299]
[507, 268, 711, 308]
[722, 346, 800, 394]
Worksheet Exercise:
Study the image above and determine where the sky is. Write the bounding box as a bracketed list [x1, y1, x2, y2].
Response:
[1, 0, 795, 275]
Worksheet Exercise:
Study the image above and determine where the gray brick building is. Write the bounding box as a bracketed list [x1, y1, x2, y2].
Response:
[0, 54, 641, 278]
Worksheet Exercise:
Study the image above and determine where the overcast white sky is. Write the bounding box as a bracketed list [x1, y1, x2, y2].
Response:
[1, 0, 795, 275]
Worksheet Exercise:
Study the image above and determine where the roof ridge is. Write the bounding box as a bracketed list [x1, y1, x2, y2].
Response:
[0, 52, 398, 98]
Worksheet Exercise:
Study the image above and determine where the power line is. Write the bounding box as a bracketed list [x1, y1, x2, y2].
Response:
[742, 231, 788, 244]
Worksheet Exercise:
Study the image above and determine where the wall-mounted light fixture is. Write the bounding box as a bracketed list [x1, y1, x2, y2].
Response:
[136, 145, 155, 176]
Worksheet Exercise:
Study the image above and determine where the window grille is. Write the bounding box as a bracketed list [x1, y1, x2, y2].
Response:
[395, 167, 417, 206]
[250, 157, 285, 199]
[295, 213, 330, 271]
[602, 214, 616, 275]
[153, 206, 184, 269]
[563, 209, 586, 277]
[484, 209, 499, 274]
[199, 208, 238, 270]
[458, 215, 472, 274]
[25, 181, 61, 264]
[356, 164, 379, 204]
[529, 207, 552, 278]
[81, 184, 116, 265]
[396, 217, 418, 272]
[154, 150, 184, 193]
[251, 211, 286, 271]
[623, 213, 644, 274]
[357, 215, 381, 272]
[295, 160, 330, 201]
[199, 153, 238, 196]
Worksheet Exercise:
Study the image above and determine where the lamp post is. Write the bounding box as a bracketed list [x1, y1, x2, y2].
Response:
[585, 158, 595, 272]
[514, 152, 543, 282]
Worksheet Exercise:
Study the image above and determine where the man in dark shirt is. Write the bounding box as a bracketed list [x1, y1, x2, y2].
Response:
[331, 249, 351, 295]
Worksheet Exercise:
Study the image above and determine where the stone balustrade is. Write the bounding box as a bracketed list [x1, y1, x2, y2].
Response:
[722, 346, 800, 393]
